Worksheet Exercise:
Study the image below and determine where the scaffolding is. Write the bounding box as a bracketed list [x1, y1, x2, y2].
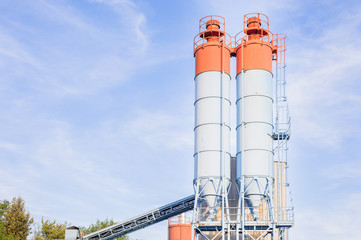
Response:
[272, 33, 294, 240]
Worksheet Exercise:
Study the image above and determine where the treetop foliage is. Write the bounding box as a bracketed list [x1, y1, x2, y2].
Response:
[33, 218, 68, 240]
[0, 197, 33, 240]
[81, 218, 129, 240]
[0, 197, 129, 240]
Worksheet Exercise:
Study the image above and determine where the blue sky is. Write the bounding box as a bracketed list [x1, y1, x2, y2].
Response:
[0, 0, 361, 239]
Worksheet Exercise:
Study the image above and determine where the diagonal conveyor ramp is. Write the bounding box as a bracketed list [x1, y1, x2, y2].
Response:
[82, 195, 195, 240]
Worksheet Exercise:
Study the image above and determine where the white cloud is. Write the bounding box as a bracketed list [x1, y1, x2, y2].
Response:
[33, 0, 100, 35]
[322, 161, 361, 181]
[0, 142, 18, 151]
[286, 9, 361, 148]
[0, 103, 194, 225]
[91, 0, 149, 53]
[0, 0, 151, 98]
[0, 116, 134, 221]
[292, 194, 361, 240]
[124, 109, 193, 150]
[0, 30, 41, 69]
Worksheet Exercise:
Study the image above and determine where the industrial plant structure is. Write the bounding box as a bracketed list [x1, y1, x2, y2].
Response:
[65, 12, 293, 240]
[192, 13, 293, 240]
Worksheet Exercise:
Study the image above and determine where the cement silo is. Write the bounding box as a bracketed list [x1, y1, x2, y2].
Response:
[235, 13, 275, 221]
[193, 15, 231, 224]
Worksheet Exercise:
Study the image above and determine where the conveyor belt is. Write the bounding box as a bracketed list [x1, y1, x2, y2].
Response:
[82, 195, 195, 240]
[272, 132, 290, 140]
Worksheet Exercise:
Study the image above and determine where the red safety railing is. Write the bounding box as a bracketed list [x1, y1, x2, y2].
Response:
[193, 15, 232, 51]
[273, 33, 287, 63]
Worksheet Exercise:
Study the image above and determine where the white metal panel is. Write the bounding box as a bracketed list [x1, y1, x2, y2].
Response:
[237, 97, 273, 124]
[195, 125, 230, 153]
[242, 151, 273, 176]
[195, 98, 230, 127]
[195, 146, 231, 176]
[195, 71, 231, 101]
[194, 71, 231, 210]
[236, 69, 274, 218]
[237, 70, 273, 98]
[239, 123, 273, 151]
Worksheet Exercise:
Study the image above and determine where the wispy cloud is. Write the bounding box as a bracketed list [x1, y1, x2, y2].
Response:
[91, 0, 149, 53]
[0, 117, 134, 223]
[124, 109, 193, 150]
[33, 0, 100, 35]
[0, 102, 193, 224]
[0, 0, 151, 98]
[0, 29, 41, 69]
[0, 0, 192, 220]
[293, 193, 361, 240]
[287, 9, 361, 148]
[322, 161, 361, 181]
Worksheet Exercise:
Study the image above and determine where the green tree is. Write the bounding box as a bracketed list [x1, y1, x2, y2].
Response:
[0, 200, 10, 219]
[33, 218, 67, 240]
[3, 197, 33, 240]
[0, 200, 10, 233]
[81, 218, 128, 240]
[0, 199, 16, 240]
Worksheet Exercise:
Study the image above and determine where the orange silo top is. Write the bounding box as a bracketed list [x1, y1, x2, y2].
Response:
[193, 15, 231, 76]
[235, 13, 277, 74]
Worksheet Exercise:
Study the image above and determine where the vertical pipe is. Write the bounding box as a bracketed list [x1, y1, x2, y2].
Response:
[241, 38, 246, 240]
[221, 39, 225, 240]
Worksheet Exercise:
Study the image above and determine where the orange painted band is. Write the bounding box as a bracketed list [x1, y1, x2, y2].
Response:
[194, 42, 231, 76]
[168, 224, 192, 240]
[235, 40, 275, 74]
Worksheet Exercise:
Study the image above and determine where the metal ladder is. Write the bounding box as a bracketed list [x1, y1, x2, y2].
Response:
[273, 34, 294, 240]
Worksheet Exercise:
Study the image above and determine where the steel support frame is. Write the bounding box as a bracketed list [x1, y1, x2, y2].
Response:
[235, 175, 275, 240]
[192, 177, 232, 240]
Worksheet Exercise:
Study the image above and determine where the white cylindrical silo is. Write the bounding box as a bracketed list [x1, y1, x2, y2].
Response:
[235, 14, 275, 220]
[194, 71, 231, 217]
[236, 69, 273, 219]
[193, 16, 231, 220]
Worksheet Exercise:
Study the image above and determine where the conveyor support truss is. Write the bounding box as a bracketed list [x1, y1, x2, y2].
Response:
[82, 195, 195, 240]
